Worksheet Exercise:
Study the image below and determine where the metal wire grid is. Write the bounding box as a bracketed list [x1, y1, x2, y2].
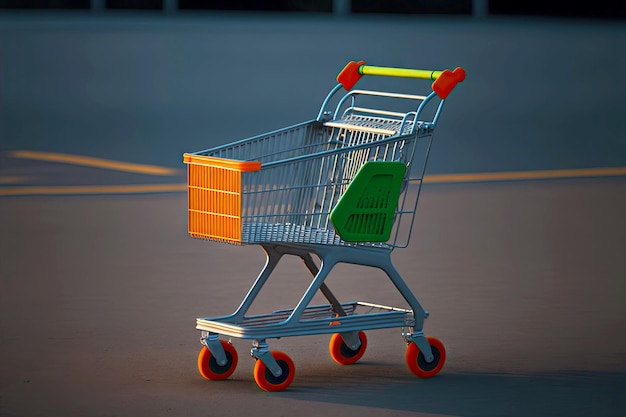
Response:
[195, 121, 425, 247]
[199, 121, 331, 165]
[331, 113, 418, 138]
[198, 302, 413, 330]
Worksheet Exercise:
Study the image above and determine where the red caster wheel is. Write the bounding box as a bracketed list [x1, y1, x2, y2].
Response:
[253, 351, 296, 392]
[197, 340, 238, 380]
[329, 331, 368, 365]
[405, 336, 446, 378]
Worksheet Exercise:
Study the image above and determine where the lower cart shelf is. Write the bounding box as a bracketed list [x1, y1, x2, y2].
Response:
[196, 301, 416, 339]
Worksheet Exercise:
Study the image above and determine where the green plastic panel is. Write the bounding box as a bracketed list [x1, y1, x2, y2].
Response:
[330, 161, 407, 242]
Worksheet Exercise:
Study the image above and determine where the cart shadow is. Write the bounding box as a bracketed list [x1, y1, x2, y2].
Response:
[279, 368, 626, 417]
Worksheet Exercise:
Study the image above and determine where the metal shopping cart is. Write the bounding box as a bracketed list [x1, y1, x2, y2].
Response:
[183, 61, 466, 391]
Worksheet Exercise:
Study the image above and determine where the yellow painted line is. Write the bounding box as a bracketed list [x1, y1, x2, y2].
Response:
[2, 167, 625, 197]
[420, 166, 626, 184]
[8, 150, 180, 176]
[0, 176, 24, 184]
[0, 184, 187, 197]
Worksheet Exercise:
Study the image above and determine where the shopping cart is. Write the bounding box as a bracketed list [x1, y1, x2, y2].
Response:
[183, 60, 465, 391]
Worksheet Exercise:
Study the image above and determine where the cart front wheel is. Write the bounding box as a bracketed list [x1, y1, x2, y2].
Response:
[329, 331, 368, 365]
[405, 336, 446, 378]
[197, 340, 238, 380]
[253, 351, 295, 392]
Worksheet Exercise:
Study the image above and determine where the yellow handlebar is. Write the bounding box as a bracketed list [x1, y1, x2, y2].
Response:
[337, 60, 465, 99]
[359, 65, 443, 81]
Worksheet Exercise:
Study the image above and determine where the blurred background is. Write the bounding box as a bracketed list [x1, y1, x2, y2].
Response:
[1, 0, 626, 178]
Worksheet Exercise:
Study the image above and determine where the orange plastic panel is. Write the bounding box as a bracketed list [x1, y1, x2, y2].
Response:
[185, 154, 260, 244]
[183, 153, 261, 172]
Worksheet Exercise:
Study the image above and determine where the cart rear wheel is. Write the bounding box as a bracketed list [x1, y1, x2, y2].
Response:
[405, 336, 446, 378]
[253, 351, 295, 392]
[329, 331, 368, 365]
[197, 340, 238, 380]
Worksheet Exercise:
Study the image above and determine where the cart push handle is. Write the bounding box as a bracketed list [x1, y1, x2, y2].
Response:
[337, 60, 466, 99]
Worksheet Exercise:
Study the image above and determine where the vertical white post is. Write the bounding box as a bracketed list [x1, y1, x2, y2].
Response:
[473, 0, 488, 18]
[92, 0, 105, 11]
[163, 0, 176, 13]
[333, 0, 350, 16]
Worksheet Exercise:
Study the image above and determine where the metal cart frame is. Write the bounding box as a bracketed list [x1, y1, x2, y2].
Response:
[184, 61, 465, 391]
